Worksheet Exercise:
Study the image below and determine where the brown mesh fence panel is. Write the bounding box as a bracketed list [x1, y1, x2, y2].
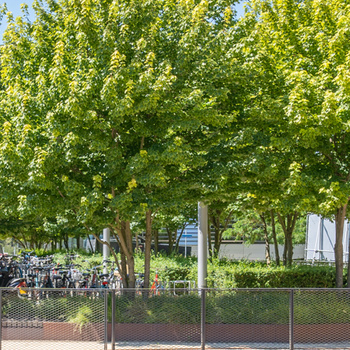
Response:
[1, 288, 106, 350]
[293, 289, 350, 349]
[2, 287, 350, 350]
[111, 288, 201, 349]
[205, 289, 290, 349]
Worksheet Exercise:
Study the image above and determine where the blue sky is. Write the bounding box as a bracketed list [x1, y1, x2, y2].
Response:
[0, 0, 245, 41]
[0, 0, 35, 40]
[1, 0, 35, 24]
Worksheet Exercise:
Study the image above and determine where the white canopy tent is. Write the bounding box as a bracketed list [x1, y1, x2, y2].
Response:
[306, 214, 350, 263]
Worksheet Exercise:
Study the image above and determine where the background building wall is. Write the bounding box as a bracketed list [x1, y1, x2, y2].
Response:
[191, 243, 305, 260]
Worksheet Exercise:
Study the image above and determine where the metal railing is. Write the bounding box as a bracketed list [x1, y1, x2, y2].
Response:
[0, 287, 349, 350]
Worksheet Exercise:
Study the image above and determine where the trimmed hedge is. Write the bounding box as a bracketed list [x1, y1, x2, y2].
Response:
[159, 260, 342, 288]
[224, 265, 339, 288]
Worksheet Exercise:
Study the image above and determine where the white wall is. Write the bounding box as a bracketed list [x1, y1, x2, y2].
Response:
[191, 243, 305, 261]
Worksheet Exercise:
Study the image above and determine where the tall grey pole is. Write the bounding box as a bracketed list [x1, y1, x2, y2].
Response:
[289, 289, 294, 350]
[104, 290, 108, 350]
[198, 202, 208, 350]
[198, 202, 208, 289]
[0, 289, 2, 350]
[111, 290, 116, 350]
[201, 289, 206, 350]
[103, 228, 110, 274]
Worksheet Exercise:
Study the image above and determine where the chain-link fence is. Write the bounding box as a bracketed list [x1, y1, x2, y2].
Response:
[0, 288, 350, 350]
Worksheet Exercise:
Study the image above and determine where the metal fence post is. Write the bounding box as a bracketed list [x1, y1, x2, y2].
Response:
[201, 288, 206, 350]
[289, 289, 294, 350]
[111, 290, 116, 350]
[104, 289, 108, 350]
[0, 289, 2, 350]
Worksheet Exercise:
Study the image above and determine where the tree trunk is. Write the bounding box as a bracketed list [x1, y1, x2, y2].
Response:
[335, 203, 348, 288]
[286, 228, 293, 266]
[86, 234, 94, 252]
[14, 238, 26, 250]
[120, 250, 127, 286]
[207, 226, 213, 259]
[270, 210, 280, 266]
[144, 209, 153, 289]
[285, 214, 292, 266]
[260, 213, 271, 265]
[207, 212, 213, 259]
[166, 228, 174, 254]
[213, 220, 220, 259]
[213, 225, 221, 258]
[124, 221, 135, 288]
[209, 210, 221, 259]
[109, 219, 135, 288]
[118, 221, 135, 288]
[135, 231, 139, 251]
[63, 234, 69, 250]
[277, 212, 298, 267]
[175, 224, 186, 253]
[282, 233, 287, 266]
[347, 228, 350, 288]
[209, 206, 233, 260]
[347, 222, 350, 288]
[153, 229, 159, 255]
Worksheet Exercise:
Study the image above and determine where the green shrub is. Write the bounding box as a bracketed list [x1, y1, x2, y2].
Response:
[159, 258, 340, 289]
[229, 265, 338, 288]
[68, 305, 94, 332]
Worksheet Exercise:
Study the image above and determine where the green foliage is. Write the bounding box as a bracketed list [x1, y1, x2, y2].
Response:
[223, 213, 306, 245]
[230, 264, 340, 288]
[238, 0, 350, 283]
[292, 291, 350, 325]
[44, 251, 341, 288]
[1, 0, 349, 287]
[148, 253, 197, 281]
[114, 294, 201, 324]
[206, 291, 290, 324]
[240, 0, 350, 214]
[0, 0, 238, 246]
[67, 305, 93, 332]
[18, 248, 68, 257]
[2, 295, 34, 319]
[52, 250, 103, 269]
[154, 257, 341, 288]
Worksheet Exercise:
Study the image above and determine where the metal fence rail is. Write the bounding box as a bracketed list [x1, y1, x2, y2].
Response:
[0, 287, 349, 350]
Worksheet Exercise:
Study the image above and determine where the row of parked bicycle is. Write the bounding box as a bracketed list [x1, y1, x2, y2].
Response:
[0, 251, 196, 299]
[0, 252, 125, 291]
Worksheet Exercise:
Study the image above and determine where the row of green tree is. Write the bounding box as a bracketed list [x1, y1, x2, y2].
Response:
[0, 0, 350, 287]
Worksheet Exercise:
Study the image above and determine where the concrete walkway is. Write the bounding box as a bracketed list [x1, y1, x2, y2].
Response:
[2, 340, 105, 350]
[2, 341, 350, 350]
